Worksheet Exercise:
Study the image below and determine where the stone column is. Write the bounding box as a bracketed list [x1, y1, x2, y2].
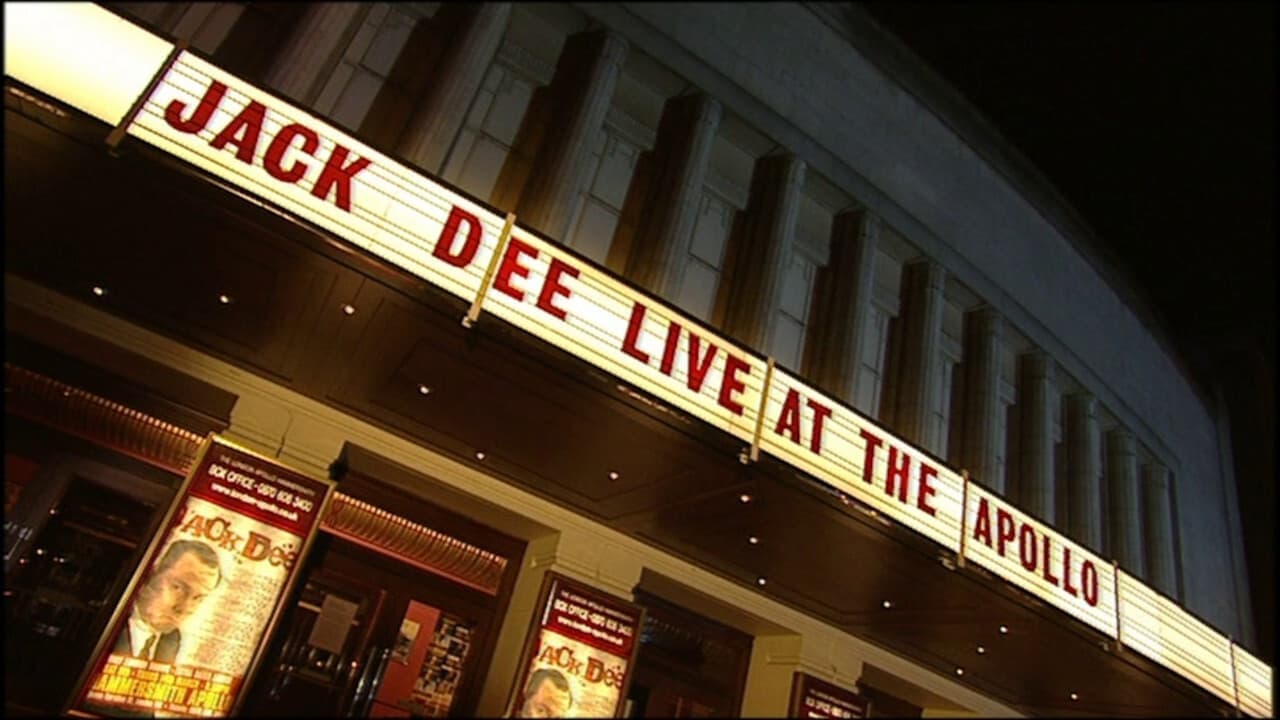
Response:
[1106, 430, 1144, 576]
[263, 3, 370, 104]
[624, 93, 723, 298]
[1017, 353, 1056, 523]
[395, 3, 512, 173]
[1142, 462, 1179, 598]
[957, 306, 1004, 493]
[805, 210, 879, 405]
[741, 635, 863, 717]
[1065, 393, 1102, 551]
[720, 154, 806, 350]
[890, 260, 946, 453]
[515, 29, 628, 240]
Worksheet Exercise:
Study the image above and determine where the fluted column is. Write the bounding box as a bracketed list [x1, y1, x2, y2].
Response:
[624, 94, 722, 298]
[263, 3, 370, 104]
[958, 307, 1005, 493]
[516, 29, 628, 240]
[396, 3, 511, 173]
[1106, 430, 1144, 575]
[1065, 393, 1102, 551]
[890, 260, 946, 453]
[1142, 462, 1179, 598]
[721, 154, 806, 350]
[805, 210, 879, 406]
[1017, 353, 1056, 523]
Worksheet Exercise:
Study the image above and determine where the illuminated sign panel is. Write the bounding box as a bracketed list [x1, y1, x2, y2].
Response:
[1116, 571, 1235, 706]
[1234, 647, 1273, 718]
[3, 4, 1272, 714]
[759, 369, 964, 551]
[964, 486, 1116, 637]
[3, 1, 171, 125]
[128, 53, 507, 307]
[480, 225, 763, 444]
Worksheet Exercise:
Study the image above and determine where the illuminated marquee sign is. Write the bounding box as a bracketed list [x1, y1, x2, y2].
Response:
[3, 4, 1271, 716]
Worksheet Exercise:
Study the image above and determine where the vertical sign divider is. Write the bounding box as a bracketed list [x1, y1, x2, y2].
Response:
[957, 470, 969, 568]
[1112, 560, 1123, 654]
[107, 41, 187, 148]
[462, 211, 517, 327]
[748, 358, 776, 463]
[1229, 637, 1241, 717]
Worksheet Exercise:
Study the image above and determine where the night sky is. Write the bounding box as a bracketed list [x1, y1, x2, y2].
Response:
[859, 2, 1275, 660]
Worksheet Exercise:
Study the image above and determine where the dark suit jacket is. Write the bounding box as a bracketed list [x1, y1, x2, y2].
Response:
[114, 623, 181, 664]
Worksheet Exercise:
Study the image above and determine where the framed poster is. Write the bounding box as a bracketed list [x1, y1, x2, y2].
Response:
[505, 572, 645, 718]
[67, 435, 334, 717]
[788, 672, 870, 719]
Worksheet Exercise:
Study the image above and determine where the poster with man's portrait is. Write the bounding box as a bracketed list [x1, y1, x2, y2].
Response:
[70, 436, 333, 718]
[507, 573, 644, 718]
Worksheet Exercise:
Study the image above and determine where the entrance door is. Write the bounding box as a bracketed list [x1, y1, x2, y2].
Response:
[240, 535, 491, 718]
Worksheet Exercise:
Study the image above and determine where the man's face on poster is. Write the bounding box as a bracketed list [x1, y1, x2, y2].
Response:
[136, 549, 220, 633]
[520, 673, 573, 718]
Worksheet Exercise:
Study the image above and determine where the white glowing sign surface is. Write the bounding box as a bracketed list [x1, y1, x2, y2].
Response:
[758, 369, 964, 551]
[3, 4, 1271, 714]
[965, 486, 1116, 637]
[1116, 571, 1235, 706]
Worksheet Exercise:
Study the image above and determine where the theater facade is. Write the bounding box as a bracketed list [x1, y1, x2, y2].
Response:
[4, 3, 1271, 718]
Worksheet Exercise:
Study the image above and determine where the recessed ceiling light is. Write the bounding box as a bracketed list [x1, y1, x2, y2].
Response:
[955, 667, 964, 676]
[739, 493, 752, 503]
[342, 303, 356, 315]
[1070, 692, 1079, 701]
[756, 577, 767, 586]
[999, 625, 1008, 635]
[882, 600, 892, 609]
[417, 384, 431, 395]
[976, 645, 985, 655]
[91, 286, 106, 296]
[218, 294, 232, 304]
[748, 535, 759, 545]
[475, 451, 486, 460]
[608, 471, 620, 481]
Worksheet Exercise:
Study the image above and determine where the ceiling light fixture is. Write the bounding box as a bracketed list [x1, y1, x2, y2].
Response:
[999, 625, 1008, 635]
[342, 303, 356, 315]
[91, 286, 106, 296]
[955, 667, 964, 676]
[1070, 692, 1079, 701]
[218, 294, 232, 304]
[475, 451, 486, 460]
[417, 384, 431, 395]
[976, 645, 985, 655]
[608, 471, 620, 481]
[739, 493, 752, 504]
[882, 600, 892, 609]
[748, 535, 759, 545]
[756, 577, 767, 586]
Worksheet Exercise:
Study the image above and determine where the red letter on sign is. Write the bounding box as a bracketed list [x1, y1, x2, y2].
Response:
[718, 354, 749, 415]
[916, 462, 938, 516]
[165, 80, 227, 133]
[493, 237, 538, 301]
[806, 398, 832, 453]
[264, 124, 318, 183]
[686, 335, 718, 393]
[858, 428, 882, 485]
[972, 498, 993, 547]
[210, 100, 266, 164]
[433, 206, 483, 268]
[774, 389, 802, 444]
[996, 509, 1015, 556]
[536, 258, 578, 320]
[312, 145, 371, 212]
[621, 302, 650, 364]
[885, 447, 910, 503]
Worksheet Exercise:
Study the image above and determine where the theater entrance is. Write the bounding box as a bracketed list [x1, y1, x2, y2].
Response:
[239, 451, 524, 718]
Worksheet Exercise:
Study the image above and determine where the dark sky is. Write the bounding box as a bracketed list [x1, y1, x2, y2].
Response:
[859, 2, 1275, 659]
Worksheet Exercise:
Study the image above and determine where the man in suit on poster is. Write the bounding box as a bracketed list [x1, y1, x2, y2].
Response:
[113, 540, 222, 664]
